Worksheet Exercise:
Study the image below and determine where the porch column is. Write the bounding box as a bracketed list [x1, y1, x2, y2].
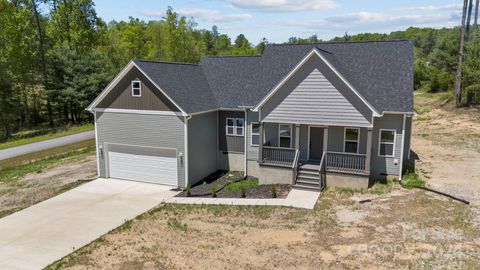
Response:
[365, 128, 373, 174]
[323, 127, 328, 153]
[295, 124, 300, 149]
[258, 123, 264, 163]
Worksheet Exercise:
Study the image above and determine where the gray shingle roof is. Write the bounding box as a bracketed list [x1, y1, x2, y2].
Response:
[135, 40, 414, 114]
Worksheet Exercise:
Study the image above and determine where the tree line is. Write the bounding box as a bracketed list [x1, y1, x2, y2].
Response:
[1, 0, 478, 141]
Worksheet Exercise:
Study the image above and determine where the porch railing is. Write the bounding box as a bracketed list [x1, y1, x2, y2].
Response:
[260, 146, 297, 167]
[326, 151, 367, 174]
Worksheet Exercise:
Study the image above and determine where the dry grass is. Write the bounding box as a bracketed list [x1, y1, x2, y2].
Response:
[48, 185, 479, 270]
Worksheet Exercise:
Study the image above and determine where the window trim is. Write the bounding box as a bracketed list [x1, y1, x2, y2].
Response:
[378, 129, 396, 157]
[278, 124, 292, 148]
[343, 127, 360, 154]
[250, 122, 259, 147]
[226, 117, 244, 137]
[131, 80, 141, 97]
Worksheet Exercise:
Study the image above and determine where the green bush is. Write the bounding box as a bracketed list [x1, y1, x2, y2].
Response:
[402, 172, 425, 189]
[185, 185, 191, 197]
[271, 185, 277, 198]
[240, 186, 246, 198]
[226, 179, 258, 192]
[211, 184, 217, 198]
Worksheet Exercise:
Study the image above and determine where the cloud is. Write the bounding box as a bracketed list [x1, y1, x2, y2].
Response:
[226, 0, 338, 12]
[142, 8, 252, 23]
[395, 3, 462, 13]
[280, 9, 461, 32]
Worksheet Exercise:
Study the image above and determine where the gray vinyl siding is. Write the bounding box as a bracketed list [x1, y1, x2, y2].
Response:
[95, 111, 185, 186]
[327, 126, 367, 154]
[188, 111, 218, 186]
[246, 110, 259, 161]
[261, 55, 373, 127]
[404, 116, 412, 161]
[218, 110, 245, 153]
[263, 123, 296, 148]
[371, 114, 404, 178]
[299, 125, 309, 160]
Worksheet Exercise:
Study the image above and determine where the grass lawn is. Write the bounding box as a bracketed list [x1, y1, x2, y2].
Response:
[0, 123, 93, 150]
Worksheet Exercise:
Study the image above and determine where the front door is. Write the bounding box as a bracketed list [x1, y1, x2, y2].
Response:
[309, 127, 324, 160]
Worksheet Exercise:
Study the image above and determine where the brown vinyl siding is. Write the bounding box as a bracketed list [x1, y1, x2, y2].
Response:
[218, 110, 245, 153]
[97, 66, 179, 112]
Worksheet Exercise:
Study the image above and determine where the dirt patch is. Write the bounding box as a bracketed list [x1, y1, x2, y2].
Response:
[50, 188, 480, 270]
[0, 154, 97, 216]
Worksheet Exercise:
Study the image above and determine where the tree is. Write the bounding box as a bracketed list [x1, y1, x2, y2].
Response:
[454, 0, 469, 107]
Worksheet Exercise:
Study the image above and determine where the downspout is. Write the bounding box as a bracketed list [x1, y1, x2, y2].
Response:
[93, 110, 100, 177]
[399, 114, 406, 181]
[244, 108, 248, 177]
[184, 115, 192, 187]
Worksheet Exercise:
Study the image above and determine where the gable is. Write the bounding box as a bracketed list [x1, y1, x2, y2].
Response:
[260, 55, 373, 127]
[95, 65, 180, 112]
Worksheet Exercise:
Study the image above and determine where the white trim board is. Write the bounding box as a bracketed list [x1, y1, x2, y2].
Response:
[87, 61, 187, 115]
[378, 128, 396, 158]
[252, 48, 380, 117]
[278, 124, 293, 148]
[343, 127, 360, 154]
[95, 108, 184, 116]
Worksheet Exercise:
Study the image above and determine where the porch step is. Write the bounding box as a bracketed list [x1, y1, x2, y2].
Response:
[294, 165, 321, 190]
[293, 182, 322, 191]
[297, 173, 319, 181]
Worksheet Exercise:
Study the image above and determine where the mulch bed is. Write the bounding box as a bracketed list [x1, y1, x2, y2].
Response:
[176, 170, 291, 199]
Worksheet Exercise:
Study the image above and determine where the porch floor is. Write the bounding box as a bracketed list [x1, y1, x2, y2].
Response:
[298, 160, 320, 170]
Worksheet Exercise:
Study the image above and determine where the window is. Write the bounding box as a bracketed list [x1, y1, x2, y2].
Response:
[278, 124, 292, 148]
[379, 129, 395, 157]
[226, 118, 244, 136]
[132, 80, 141, 97]
[251, 123, 259, 146]
[344, 128, 359, 153]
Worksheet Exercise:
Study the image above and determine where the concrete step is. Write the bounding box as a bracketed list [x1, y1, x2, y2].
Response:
[293, 183, 322, 191]
[296, 173, 319, 181]
[296, 178, 320, 186]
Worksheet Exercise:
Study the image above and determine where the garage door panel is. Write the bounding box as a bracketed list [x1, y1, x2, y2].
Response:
[108, 150, 178, 186]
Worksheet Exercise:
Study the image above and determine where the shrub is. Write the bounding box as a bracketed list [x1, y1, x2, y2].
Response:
[271, 185, 277, 198]
[185, 185, 191, 197]
[402, 172, 425, 189]
[226, 179, 258, 192]
[211, 184, 217, 198]
[240, 186, 246, 198]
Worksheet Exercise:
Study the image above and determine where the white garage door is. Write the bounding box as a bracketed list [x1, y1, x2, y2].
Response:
[108, 151, 178, 186]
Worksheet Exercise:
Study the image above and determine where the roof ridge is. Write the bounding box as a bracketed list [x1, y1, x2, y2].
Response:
[202, 55, 261, 58]
[135, 59, 199, 66]
[268, 39, 412, 46]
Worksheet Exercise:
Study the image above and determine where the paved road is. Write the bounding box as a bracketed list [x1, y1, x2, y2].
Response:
[0, 131, 95, 161]
[0, 178, 179, 270]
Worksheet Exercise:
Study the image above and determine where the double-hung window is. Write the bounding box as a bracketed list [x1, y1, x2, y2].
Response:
[226, 118, 244, 136]
[251, 123, 260, 146]
[278, 124, 292, 148]
[379, 129, 395, 157]
[132, 80, 141, 97]
[344, 128, 359, 153]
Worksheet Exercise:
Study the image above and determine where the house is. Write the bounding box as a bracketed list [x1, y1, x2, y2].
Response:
[87, 40, 414, 190]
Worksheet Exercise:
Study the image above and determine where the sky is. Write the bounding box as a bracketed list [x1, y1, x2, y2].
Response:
[94, 0, 463, 44]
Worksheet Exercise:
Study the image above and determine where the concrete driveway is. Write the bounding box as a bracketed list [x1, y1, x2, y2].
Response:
[0, 130, 95, 161]
[0, 178, 178, 270]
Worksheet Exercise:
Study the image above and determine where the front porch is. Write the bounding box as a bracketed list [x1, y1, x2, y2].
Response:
[256, 123, 373, 190]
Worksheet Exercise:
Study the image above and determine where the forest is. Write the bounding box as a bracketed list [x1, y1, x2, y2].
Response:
[0, 0, 479, 141]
